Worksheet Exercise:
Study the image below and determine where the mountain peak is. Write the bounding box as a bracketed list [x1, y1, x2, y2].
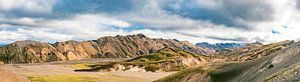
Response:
[104, 34, 148, 39]
[10, 40, 46, 48]
[136, 33, 146, 38]
[127, 33, 148, 39]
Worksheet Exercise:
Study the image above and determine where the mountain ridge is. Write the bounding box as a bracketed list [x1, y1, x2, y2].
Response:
[0, 34, 215, 64]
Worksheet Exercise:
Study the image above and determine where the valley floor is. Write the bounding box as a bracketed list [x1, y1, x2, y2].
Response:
[0, 58, 174, 82]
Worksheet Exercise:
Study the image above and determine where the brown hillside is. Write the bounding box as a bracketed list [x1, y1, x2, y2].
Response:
[0, 34, 214, 64]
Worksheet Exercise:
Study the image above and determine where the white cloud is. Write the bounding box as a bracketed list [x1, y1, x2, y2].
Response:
[1, 0, 300, 44]
[134, 0, 300, 43]
[14, 17, 36, 25]
[73, 14, 131, 28]
[0, 0, 55, 17]
[0, 14, 133, 43]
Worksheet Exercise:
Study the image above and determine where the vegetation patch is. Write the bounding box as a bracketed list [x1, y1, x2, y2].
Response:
[74, 47, 208, 72]
[145, 64, 161, 72]
[154, 62, 235, 82]
[28, 74, 105, 82]
[71, 62, 111, 70]
[28, 74, 147, 82]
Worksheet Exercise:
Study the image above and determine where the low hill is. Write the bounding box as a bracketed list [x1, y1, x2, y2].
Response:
[74, 47, 212, 72]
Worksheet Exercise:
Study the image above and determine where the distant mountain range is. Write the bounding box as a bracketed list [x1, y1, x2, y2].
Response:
[0, 44, 4, 46]
[196, 42, 246, 49]
[0, 34, 215, 64]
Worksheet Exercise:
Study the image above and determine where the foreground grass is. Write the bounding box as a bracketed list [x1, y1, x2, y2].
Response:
[28, 74, 104, 82]
[28, 74, 147, 82]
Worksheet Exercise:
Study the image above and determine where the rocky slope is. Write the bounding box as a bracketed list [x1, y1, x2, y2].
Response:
[0, 34, 214, 64]
[215, 40, 294, 61]
[155, 40, 295, 82]
[0, 40, 67, 64]
[211, 41, 300, 82]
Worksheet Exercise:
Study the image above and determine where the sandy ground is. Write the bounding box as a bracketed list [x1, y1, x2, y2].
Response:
[0, 58, 174, 82]
[0, 68, 30, 82]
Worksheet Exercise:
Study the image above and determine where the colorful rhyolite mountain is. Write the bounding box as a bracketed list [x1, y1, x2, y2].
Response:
[0, 34, 215, 64]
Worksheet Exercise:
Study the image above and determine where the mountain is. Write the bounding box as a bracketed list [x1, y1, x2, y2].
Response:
[220, 40, 294, 61]
[211, 40, 300, 82]
[196, 42, 246, 49]
[0, 34, 215, 64]
[75, 47, 211, 72]
[155, 40, 295, 82]
[0, 44, 5, 46]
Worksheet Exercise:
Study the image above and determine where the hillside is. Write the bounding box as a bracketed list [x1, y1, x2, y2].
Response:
[74, 47, 212, 72]
[211, 41, 300, 82]
[0, 34, 214, 64]
[155, 40, 295, 82]
[215, 40, 294, 61]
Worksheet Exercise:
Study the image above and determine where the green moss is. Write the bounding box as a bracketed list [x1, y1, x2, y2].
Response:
[73, 62, 115, 71]
[178, 51, 194, 57]
[145, 64, 161, 72]
[71, 63, 98, 70]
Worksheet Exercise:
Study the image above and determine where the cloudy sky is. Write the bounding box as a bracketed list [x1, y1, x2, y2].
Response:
[0, 0, 300, 44]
